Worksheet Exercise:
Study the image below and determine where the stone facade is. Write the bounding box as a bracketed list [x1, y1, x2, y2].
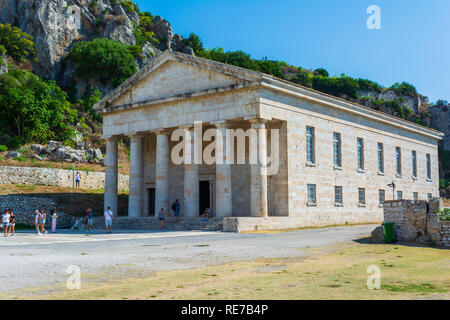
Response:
[0, 166, 129, 191]
[92, 51, 443, 231]
[0, 195, 77, 229]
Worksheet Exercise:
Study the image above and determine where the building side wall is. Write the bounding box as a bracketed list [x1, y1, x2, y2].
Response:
[260, 88, 439, 225]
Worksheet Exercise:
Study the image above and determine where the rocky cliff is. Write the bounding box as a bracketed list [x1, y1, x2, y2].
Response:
[0, 0, 193, 96]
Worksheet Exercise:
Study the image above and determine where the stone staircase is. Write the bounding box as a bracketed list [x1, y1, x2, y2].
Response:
[93, 216, 223, 231]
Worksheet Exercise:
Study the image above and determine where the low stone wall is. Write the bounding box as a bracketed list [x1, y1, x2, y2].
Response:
[0, 195, 77, 229]
[222, 215, 382, 233]
[373, 198, 449, 247]
[0, 166, 129, 191]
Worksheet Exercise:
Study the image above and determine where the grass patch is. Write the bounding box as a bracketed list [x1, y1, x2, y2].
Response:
[382, 283, 446, 293]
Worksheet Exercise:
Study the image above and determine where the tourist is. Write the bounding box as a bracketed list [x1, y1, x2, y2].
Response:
[51, 209, 59, 233]
[104, 206, 113, 234]
[75, 172, 81, 188]
[2, 210, 10, 237]
[171, 199, 181, 222]
[86, 207, 94, 233]
[201, 207, 210, 228]
[158, 208, 165, 229]
[40, 209, 48, 235]
[8, 210, 15, 237]
[35, 210, 41, 235]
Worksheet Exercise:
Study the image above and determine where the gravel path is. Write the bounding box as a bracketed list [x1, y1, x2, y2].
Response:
[0, 224, 376, 294]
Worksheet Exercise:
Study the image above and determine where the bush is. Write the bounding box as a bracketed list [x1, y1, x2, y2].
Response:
[128, 44, 143, 58]
[390, 82, 417, 97]
[12, 156, 26, 162]
[0, 23, 36, 63]
[5, 136, 22, 149]
[435, 209, 450, 221]
[0, 145, 7, 152]
[314, 68, 329, 77]
[67, 38, 137, 87]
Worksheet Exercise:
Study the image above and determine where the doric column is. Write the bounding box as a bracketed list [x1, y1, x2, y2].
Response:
[155, 130, 170, 216]
[215, 122, 232, 218]
[128, 133, 143, 217]
[104, 137, 118, 215]
[250, 119, 268, 217]
[183, 127, 199, 218]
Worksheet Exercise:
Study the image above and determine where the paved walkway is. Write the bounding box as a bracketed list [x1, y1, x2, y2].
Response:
[0, 224, 376, 294]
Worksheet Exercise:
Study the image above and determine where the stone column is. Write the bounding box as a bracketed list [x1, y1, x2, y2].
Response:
[215, 122, 232, 218]
[104, 137, 118, 215]
[128, 133, 143, 217]
[250, 119, 268, 217]
[183, 127, 199, 218]
[155, 130, 170, 215]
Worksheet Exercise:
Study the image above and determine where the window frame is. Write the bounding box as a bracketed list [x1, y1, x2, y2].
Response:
[377, 142, 384, 173]
[358, 188, 366, 205]
[306, 126, 315, 165]
[426, 153, 431, 180]
[397, 190, 403, 200]
[357, 137, 364, 171]
[334, 186, 343, 205]
[396, 146, 402, 176]
[307, 184, 317, 205]
[412, 150, 417, 178]
[333, 132, 342, 168]
[379, 189, 385, 206]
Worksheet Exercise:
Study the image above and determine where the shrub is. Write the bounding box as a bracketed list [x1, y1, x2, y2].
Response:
[435, 209, 450, 221]
[0, 145, 7, 152]
[128, 44, 143, 58]
[5, 136, 22, 149]
[313, 68, 329, 77]
[121, 0, 139, 13]
[67, 38, 137, 87]
[0, 23, 36, 63]
[13, 156, 26, 162]
[390, 82, 417, 97]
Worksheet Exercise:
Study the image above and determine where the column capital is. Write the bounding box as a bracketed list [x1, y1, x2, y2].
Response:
[103, 135, 119, 142]
[153, 129, 171, 136]
[212, 120, 229, 129]
[128, 132, 144, 140]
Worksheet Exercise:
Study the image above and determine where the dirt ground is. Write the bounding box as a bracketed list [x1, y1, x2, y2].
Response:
[5, 241, 449, 300]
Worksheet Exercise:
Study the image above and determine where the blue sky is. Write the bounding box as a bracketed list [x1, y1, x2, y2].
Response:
[136, 0, 450, 103]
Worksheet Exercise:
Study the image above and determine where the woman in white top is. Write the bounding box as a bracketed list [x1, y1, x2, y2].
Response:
[2, 210, 10, 237]
[35, 210, 41, 235]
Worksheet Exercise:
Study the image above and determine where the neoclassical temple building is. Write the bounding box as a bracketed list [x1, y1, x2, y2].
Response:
[94, 51, 442, 232]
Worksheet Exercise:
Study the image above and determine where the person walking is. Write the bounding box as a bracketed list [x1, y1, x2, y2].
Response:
[86, 207, 94, 233]
[8, 210, 15, 236]
[75, 172, 81, 188]
[51, 209, 59, 233]
[40, 209, 48, 235]
[171, 199, 181, 222]
[158, 208, 165, 229]
[34, 210, 41, 235]
[201, 207, 210, 228]
[104, 206, 113, 234]
[2, 210, 10, 237]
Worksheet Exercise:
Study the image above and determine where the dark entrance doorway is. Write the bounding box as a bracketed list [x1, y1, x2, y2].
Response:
[148, 188, 155, 216]
[199, 181, 210, 216]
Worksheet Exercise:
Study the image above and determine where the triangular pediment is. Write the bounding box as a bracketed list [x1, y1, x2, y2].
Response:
[94, 51, 262, 112]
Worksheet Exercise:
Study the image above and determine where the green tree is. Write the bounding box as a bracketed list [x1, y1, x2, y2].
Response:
[314, 68, 329, 77]
[0, 23, 35, 63]
[0, 68, 77, 143]
[183, 33, 204, 55]
[67, 38, 137, 87]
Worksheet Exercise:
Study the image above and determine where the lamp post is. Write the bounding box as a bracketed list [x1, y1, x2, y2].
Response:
[388, 181, 396, 200]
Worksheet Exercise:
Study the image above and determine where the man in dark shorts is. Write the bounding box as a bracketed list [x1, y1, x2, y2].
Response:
[171, 199, 181, 222]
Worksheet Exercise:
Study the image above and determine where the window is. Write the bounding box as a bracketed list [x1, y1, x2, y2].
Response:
[307, 184, 316, 204]
[335, 186, 343, 205]
[358, 188, 366, 205]
[377, 142, 384, 173]
[397, 191, 403, 200]
[413, 192, 418, 201]
[426, 154, 431, 180]
[379, 190, 385, 206]
[357, 138, 364, 170]
[412, 150, 417, 178]
[333, 132, 342, 167]
[306, 126, 315, 164]
[428, 193, 433, 200]
[396, 147, 402, 176]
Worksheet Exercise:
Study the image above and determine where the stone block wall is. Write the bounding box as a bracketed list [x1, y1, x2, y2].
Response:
[0, 195, 77, 229]
[381, 198, 449, 247]
[0, 166, 129, 191]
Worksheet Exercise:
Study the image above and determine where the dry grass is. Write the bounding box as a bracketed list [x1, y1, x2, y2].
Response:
[4, 242, 449, 300]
